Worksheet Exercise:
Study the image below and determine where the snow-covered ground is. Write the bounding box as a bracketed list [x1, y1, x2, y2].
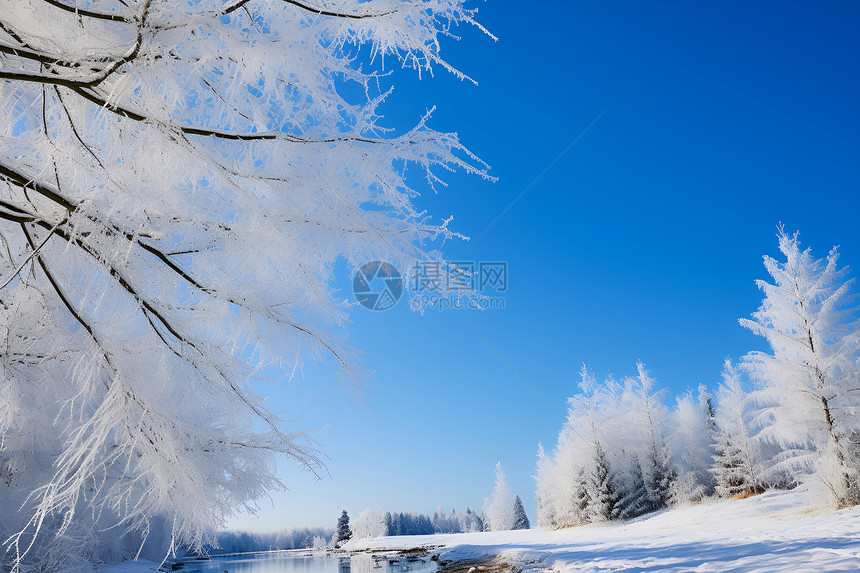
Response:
[346, 490, 860, 572]
[98, 490, 859, 572]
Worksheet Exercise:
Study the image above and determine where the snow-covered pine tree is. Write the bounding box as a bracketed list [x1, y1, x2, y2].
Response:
[336, 510, 352, 544]
[571, 366, 621, 522]
[711, 358, 763, 498]
[573, 466, 592, 525]
[740, 228, 860, 507]
[644, 442, 677, 508]
[483, 462, 516, 531]
[622, 363, 678, 509]
[535, 365, 669, 527]
[464, 508, 484, 533]
[667, 385, 717, 504]
[534, 442, 558, 528]
[512, 495, 530, 529]
[587, 442, 619, 522]
[612, 454, 651, 520]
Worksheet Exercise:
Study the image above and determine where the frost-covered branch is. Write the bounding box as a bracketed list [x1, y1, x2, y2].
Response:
[0, 0, 492, 568]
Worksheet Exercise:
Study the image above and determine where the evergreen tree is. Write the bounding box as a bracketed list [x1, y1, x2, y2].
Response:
[740, 229, 860, 507]
[667, 386, 717, 504]
[573, 466, 591, 525]
[467, 508, 484, 533]
[644, 442, 677, 509]
[623, 363, 677, 509]
[336, 510, 352, 544]
[512, 495, 530, 530]
[483, 462, 516, 531]
[613, 455, 651, 520]
[711, 358, 762, 498]
[587, 443, 619, 522]
[534, 442, 559, 529]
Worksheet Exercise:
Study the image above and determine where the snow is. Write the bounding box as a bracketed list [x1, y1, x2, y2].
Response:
[346, 490, 860, 572]
[96, 562, 161, 573]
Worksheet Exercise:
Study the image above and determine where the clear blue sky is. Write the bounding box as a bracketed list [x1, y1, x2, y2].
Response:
[228, 0, 860, 532]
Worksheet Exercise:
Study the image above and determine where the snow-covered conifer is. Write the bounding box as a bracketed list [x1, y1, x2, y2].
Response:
[668, 385, 717, 504]
[573, 466, 592, 524]
[587, 443, 619, 522]
[464, 508, 484, 533]
[622, 363, 677, 509]
[612, 455, 651, 519]
[483, 462, 516, 531]
[712, 358, 763, 498]
[534, 442, 558, 528]
[336, 510, 352, 544]
[512, 495, 530, 530]
[740, 229, 860, 507]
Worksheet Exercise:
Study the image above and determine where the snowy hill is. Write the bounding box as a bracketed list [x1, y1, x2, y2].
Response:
[346, 490, 860, 572]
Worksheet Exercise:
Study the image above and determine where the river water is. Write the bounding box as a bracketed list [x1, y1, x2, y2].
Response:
[174, 552, 440, 573]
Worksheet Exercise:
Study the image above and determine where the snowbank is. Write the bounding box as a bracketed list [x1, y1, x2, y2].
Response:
[346, 490, 860, 572]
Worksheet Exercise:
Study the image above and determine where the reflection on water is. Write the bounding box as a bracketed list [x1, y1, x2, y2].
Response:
[175, 552, 439, 573]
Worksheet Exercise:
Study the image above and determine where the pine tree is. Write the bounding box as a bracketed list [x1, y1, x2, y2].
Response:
[573, 466, 591, 525]
[466, 508, 484, 533]
[512, 495, 530, 529]
[740, 228, 860, 507]
[644, 442, 677, 509]
[711, 358, 762, 498]
[624, 363, 677, 509]
[483, 462, 516, 531]
[534, 442, 558, 529]
[613, 455, 651, 519]
[667, 386, 717, 504]
[336, 510, 352, 544]
[587, 443, 619, 522]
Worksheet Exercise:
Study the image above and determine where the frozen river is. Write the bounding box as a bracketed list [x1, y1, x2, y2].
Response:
[173, 552, 440, 573]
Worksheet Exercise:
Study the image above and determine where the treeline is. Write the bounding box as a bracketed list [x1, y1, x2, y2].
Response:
[199, 526, 334, 555]
[351, 507, 485, 539]
[535, 230, 860, 529]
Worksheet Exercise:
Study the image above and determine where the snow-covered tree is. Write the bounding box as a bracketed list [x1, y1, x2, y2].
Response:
[535, 365, 667, 527]
[569, 367, 621, 522]
[512, 495, 530, 530]
[312, 535, 329, 553]
[534, 442, 558, 528]
[463, 507, 484, 533]
[587, 442, 618, 522]
[351, 509, 388, 540]
[740, 229, 860, 507]
[0, 0, 492, 568]
[667, 385, 717, 504]
[711, 358, 763, 498]
[431, 506, 483, 534]
[384, 511, 433, 536]
[612, 454, 650, 520]
[336, 510, 352, 544]
[483, 462, 516, 531]
[622, 363, 677, 509]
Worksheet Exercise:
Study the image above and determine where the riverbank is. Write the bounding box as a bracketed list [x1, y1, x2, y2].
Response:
[345, 488, 860, 572]
[98, 488, 860, 572]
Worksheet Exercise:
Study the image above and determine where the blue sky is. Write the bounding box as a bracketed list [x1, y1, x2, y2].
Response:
[228, 0, 860, 531]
